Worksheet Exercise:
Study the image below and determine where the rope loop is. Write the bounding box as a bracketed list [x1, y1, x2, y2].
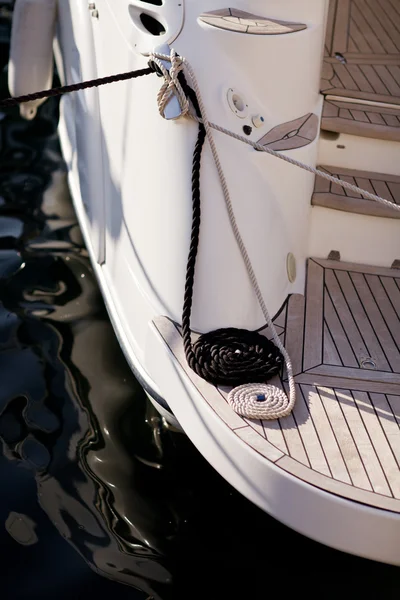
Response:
[149, 49, 189, 119]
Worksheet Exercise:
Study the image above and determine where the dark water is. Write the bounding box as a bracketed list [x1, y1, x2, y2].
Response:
[0, 4, 399, 599]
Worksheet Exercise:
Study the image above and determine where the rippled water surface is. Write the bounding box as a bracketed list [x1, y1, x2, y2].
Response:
[0, 4, 399, 599]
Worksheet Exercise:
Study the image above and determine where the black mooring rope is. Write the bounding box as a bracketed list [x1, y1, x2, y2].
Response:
[0, 67, 154, 108]
[180, 80, 283, 386]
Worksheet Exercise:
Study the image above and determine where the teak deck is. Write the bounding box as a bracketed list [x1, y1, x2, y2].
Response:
[321, 0, 400, 140]
[312, 165, 400, 218]
[154, 258, 400, 513]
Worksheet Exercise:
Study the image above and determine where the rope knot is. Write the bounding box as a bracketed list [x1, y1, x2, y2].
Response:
[149, 49, 189, 119]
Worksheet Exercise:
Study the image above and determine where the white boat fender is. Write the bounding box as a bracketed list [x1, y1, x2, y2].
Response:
[8, 0, 57, 120]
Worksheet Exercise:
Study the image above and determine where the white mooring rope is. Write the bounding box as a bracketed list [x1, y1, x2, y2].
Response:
[227, 383, 290, 420]
[150, 49, 400, 420]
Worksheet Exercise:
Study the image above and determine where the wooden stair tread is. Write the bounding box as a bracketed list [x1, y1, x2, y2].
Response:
[153, 257, 400, 513]
[321, 0, 400, 141]
[312, 165, 400, 218]
[321, 97, 400, 141]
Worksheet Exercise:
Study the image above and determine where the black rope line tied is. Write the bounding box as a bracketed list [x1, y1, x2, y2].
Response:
[0, 67, 154, 109]
[181, 78, 283, 387]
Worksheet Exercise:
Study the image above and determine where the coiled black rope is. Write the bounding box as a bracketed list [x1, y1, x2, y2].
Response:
[180, 78, 283, 386]
[0, 67, 154, 109]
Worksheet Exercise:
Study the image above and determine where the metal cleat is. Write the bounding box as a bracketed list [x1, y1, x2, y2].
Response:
[149, 43, 183, 120]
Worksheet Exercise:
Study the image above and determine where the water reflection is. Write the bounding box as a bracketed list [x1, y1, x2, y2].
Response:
[0, 23, 169, 594]
[0, 4, 399, 599]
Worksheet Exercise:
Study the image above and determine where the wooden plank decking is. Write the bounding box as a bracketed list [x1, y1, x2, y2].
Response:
[153, 258, 400, 513]
[321, 0, 400, 139]
[312, 165, 400, 218]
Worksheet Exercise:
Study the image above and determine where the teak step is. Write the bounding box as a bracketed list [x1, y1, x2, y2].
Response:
[312, 166, 400, 219]
[321, 97, 400, 142]
[321, 0, 400, 141]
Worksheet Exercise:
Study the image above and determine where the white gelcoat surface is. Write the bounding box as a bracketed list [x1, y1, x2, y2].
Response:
[56, 0, 106, 263]
[103, 0, 184, 55]
[319, 133, 400, 176]
[309, 207, 400, 267]
[63, 0, 326, 344]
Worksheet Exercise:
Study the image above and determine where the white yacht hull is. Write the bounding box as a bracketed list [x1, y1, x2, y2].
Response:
[11, 0, 400, 565]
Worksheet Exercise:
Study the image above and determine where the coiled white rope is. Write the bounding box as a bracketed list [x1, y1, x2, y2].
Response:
[227, 383, 289, 420]
[149, 49, 400, 421]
